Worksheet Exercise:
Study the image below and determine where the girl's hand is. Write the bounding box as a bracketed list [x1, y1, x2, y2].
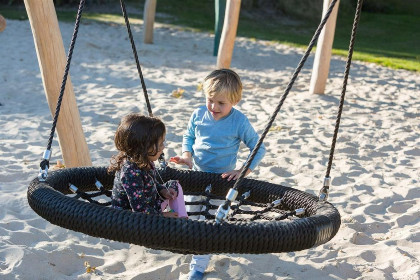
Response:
[163, 211, 179, 218]
[221, 168, 251, 181]
[160, 188, 177, 200]
[169, 156, 193, 169]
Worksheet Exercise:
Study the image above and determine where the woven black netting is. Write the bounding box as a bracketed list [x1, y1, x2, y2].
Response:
[28, 166, 340, 254]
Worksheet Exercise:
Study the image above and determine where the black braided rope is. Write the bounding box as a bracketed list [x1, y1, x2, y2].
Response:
[46, 0, 85, 150]
[230, 0, 339, 196]
[39, 0, 86, 173]
[119, 0, 171, 163]
[73, 189, 112, 206]
[119, 0, 153, 116]
[183, 193, 287, 221]
[325, 0, 363, 178]
[28, 166, 340, 254]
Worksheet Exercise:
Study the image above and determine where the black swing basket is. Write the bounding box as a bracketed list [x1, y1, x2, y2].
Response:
[28, 166, 340, 254]
[27, 0, 366, 255]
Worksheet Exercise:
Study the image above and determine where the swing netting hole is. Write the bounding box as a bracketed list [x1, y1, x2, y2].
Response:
[66, 170, 308, 223]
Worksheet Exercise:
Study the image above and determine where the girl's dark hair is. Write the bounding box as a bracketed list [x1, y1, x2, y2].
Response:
[108, 113, 166, 173]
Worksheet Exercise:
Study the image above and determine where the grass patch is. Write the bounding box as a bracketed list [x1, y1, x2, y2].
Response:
[1, 1, 418, 71]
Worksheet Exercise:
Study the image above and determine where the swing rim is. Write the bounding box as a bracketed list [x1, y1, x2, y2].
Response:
[28, 165, 341, 255]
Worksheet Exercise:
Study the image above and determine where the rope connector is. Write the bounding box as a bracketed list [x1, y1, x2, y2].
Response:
[272, 199, 282, 207]
[215, 188, 238, 223]
[158, 153, 167, 168]
[95, 179, 104, 191]
[69, 183, 78, 194]
[38, 167, 48, 181]
[215, 204, 229, 223]
[38, 149, 52, 181]
[319, 176, 331, 202]
[295, 208, 306, 216]
[241, 190, 251, 200]
[42, 149, 52, 161]
[225, 188, 238, 201]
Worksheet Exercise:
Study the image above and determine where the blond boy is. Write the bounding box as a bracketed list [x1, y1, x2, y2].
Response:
[170, 69, 266, 279]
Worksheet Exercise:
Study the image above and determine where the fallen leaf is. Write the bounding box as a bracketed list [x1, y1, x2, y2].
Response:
[172, 88, 185, 98]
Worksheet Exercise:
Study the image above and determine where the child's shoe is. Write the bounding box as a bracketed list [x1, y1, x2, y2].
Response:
[187, 269, 204, 280]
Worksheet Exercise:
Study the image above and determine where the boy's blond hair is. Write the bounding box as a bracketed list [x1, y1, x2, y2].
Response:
[203, 69, 242, 104]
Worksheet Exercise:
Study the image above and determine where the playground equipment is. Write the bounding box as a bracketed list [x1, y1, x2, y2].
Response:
[26, 0, 364, 254]
[0, 14, 6, 32]
[24, 0, 91, 168]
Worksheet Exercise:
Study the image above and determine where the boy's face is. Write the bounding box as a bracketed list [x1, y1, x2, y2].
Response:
[206, 92, 235, 121]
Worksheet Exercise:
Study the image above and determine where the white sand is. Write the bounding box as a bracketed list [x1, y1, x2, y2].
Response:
[0, 18, 419, 280]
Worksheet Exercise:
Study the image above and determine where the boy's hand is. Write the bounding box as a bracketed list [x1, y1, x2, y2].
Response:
[169, 156, 193, 169]
[221, 168, 251, 181]
[160, 188, 177, 200]
[163, 211, 179, 218]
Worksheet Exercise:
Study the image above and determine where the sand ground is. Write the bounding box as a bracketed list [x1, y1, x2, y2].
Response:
[0, 18, 419, 279]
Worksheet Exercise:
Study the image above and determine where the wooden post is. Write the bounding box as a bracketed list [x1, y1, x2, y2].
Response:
[309, 0, 340, 94]
[143, 0, 157, 44]
[24, 0, 92, 167]
[216, 0, 241, 68]
[0, 14, 6, 32]
[213, 0, 226, 56]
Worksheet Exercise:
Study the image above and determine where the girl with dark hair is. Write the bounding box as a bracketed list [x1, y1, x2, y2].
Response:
[109, 113, 187, 218]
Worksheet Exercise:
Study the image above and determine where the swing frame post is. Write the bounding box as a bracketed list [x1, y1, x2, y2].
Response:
[213, 0, 226, 56]
[24, 0, 92, 168]
[309, 0, 340, 94]
[143, 0, 157, 44]
[217, 0, 241, 68]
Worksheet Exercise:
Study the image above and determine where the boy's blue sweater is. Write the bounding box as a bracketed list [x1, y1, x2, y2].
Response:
[182, 106, 266, 173]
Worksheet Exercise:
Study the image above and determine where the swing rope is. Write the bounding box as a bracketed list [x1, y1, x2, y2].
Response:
[119, 0, 170, 167]
[38, 0, 86, 180]
[234, 0, 339, 184]
[319, 0, 364, 200]
[216, 0, 363, 220]
[326, 0, 363, 179]
[38, 0, 155, 181]
[215, 0, 339, 219]
[119, 0, 153, 117]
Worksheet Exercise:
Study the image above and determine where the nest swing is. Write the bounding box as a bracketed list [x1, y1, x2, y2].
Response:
[28, 0, 364, 254]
